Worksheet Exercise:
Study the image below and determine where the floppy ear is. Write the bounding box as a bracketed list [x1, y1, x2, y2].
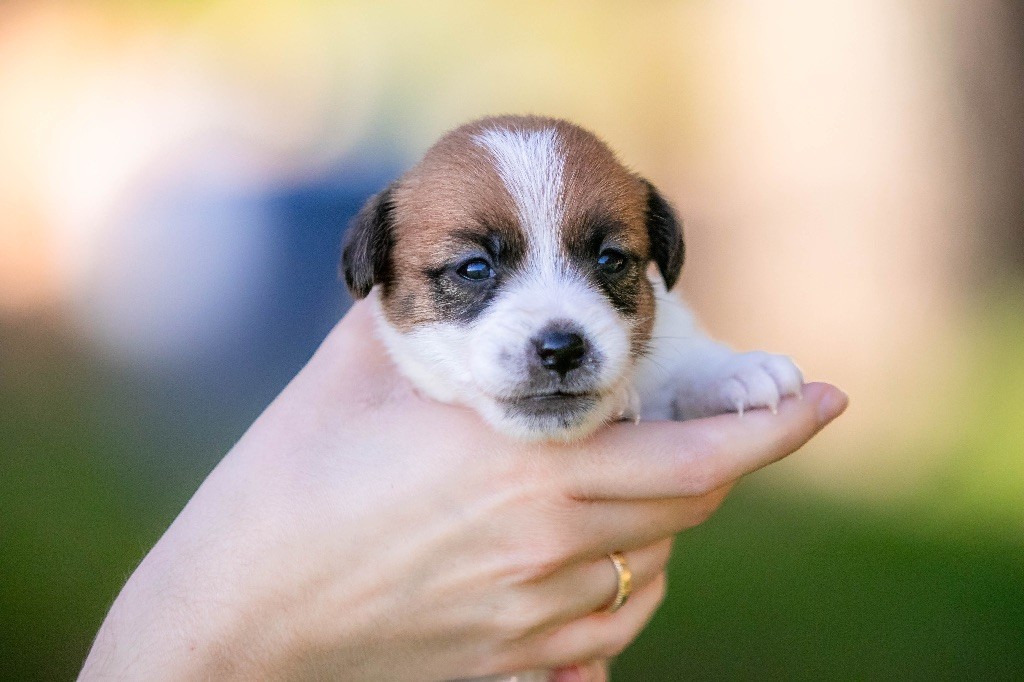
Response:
[340, 185, 396, 299]
[643, 179, 685, 290]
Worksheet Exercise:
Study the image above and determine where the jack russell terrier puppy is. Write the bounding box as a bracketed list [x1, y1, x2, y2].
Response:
[342, 115, 802, 440]
[340, 115, 803, 680]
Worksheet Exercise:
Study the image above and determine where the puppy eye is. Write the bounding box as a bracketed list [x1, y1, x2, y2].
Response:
[596, 249, 627, 275]
[456, 258, 495, 281]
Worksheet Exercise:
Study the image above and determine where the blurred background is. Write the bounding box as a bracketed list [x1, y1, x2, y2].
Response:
[1, 1, 1022, 679]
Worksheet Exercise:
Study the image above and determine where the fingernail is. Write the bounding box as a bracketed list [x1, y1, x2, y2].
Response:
[816, 387, 849, 425]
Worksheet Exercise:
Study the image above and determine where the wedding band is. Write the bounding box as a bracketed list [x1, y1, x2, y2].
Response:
[606, 551, 632, 613]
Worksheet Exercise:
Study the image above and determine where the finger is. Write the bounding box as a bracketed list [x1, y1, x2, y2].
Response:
[531, 538, 673, 628]
[528, 572, 667, 668]
[561, 382, 848, 500]
[570, 486, 731, 557]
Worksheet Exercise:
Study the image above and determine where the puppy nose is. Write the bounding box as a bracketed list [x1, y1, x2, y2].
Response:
[535, 329, 587, 375]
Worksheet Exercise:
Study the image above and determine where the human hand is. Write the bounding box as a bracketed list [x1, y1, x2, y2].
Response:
[80, 299, 847, 681]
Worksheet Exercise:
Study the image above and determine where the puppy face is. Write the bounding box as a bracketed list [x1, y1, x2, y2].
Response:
[342, 116, 683, 440]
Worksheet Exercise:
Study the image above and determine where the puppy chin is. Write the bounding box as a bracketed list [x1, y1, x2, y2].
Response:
[476, 386, 631, 442]
[475, 376, 634, 440]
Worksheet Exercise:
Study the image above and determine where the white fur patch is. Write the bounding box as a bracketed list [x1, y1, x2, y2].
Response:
[473, 126, 565, 272]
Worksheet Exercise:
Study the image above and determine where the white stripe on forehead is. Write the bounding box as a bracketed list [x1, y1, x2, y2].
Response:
[474, 126, 565, 270]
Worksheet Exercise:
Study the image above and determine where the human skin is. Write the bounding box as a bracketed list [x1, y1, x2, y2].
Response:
[79, 299, 847, 681]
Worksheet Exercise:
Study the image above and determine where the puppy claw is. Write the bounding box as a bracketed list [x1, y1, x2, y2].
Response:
[614, 384, 642, 424]
[679, 351, 803, 419]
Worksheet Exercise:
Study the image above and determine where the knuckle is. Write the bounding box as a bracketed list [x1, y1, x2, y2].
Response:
[473, 637, 552, 682]
[491, 600, 543, 642]
[490, 501, 577, 586]
[508, 537, 569, 583]
[505, 509, 581, 584]
[486, 584, 563, 644]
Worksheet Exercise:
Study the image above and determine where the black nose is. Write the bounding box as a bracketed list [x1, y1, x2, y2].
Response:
[535, 329, 587, 376]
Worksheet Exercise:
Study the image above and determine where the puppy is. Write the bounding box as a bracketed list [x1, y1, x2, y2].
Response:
[342, 115, 802, 440]
[341, 116, 802, 679]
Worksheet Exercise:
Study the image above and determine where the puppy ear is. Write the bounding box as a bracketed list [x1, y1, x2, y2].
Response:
[340, 185, 396, 299]
[643, 179, 685, 290]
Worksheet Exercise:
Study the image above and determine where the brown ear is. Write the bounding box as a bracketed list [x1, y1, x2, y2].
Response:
[643, 179, 685, 290]
[340, 185, 396, 298]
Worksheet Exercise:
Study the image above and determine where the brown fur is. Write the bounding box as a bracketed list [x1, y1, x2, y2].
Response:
[381, 118, 518, 330]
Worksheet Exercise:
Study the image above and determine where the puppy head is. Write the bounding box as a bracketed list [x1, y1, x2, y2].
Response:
[342, 116, 683, 440]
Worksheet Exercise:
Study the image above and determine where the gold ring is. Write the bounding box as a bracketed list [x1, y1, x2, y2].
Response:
[607, 551, 632, 613]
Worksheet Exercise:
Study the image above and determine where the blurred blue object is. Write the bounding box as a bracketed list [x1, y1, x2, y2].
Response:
[85, 153, 401, 451]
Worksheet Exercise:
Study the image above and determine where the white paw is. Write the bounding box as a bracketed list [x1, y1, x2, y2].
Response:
[671, 350, 804, 420]
[713, 351, 803, 416]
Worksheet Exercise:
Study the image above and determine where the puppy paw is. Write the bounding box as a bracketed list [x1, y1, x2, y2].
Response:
[671, 350, 804, 420]
[713, 351, 803, 416]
